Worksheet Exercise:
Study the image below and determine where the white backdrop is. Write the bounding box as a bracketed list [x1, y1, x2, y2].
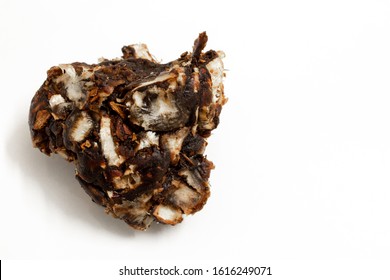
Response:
[1, 0, 390, 267]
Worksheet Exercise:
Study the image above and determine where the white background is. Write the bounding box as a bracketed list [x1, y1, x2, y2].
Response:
[1, 0, 390, 277]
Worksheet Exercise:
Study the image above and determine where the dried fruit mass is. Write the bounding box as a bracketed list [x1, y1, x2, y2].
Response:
[29, 32, 226, 230]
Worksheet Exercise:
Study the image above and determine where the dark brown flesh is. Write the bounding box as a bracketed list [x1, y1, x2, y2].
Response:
[29, 32, 226, 230]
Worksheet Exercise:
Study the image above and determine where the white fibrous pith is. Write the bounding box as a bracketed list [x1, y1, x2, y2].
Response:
[49, 94, 65, 108]
[128, 69, 184, 131]
[153, 204, 183, 224]
[70, 111, 93, 142]
[161, 127, 189, 164]
[56, 65, 83, 103]
[131, 44, 156, 61]
[178, 169, 206, 192]
[99, 116, 124, 166]
[169, 180, 201, 214]
[138, 131, 160, 151]
[206, 51, 226, 104]
[55, 64, 96, 107]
